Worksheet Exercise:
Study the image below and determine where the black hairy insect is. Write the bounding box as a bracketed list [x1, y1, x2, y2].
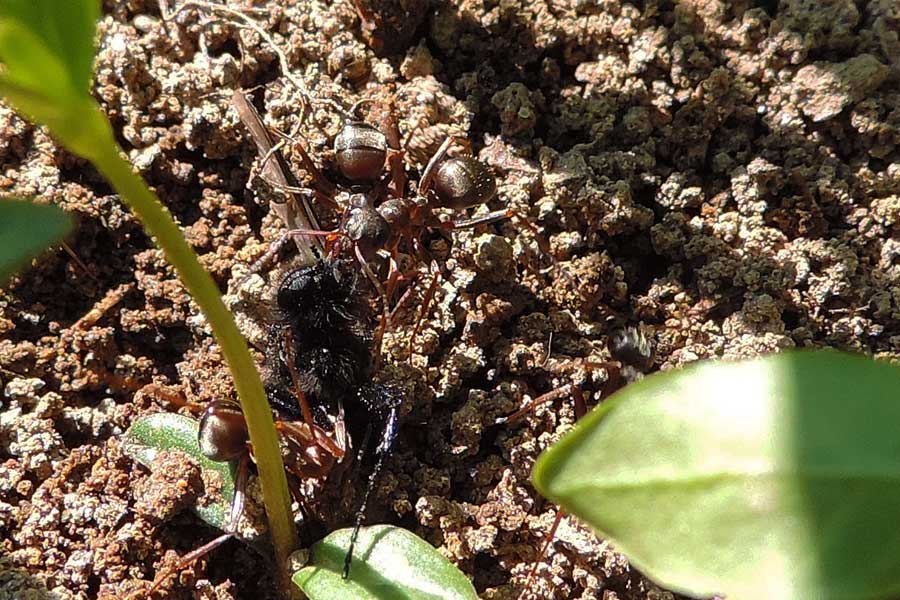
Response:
[262, 258, 402, 577]
[263, 259, 374, 422]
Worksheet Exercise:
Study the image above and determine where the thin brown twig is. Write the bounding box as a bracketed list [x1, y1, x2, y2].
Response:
[231, 89, 323, 264]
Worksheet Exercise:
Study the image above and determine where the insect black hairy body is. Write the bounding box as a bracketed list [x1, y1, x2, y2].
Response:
[264, 259, 373, 423]
[263, 258, 402, 577]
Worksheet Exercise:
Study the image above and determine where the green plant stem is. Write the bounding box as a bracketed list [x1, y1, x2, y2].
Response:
[88, 127, 297, 585]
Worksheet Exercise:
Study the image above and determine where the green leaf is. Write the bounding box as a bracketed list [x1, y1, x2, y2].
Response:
[122, 412, 237, 532]
[0, 0, 99, 94]
[293, 525, 478, 600]
[0, 0, 112, 158]
[533, 351, 900, 600]
[0, 199, 73, 284]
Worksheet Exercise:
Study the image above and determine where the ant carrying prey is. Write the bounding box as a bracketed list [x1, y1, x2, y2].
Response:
[234, 91, 534, 355]
[144, 258, 401, 594]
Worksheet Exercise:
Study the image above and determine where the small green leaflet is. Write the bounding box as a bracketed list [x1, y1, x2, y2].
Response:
[294, 525, 478, 600]
[123, 412, 237, 532]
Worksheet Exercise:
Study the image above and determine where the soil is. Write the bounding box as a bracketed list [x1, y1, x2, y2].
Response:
[2, 1, 899, 599]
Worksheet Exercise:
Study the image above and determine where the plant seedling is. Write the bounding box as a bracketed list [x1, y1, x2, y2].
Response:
[0, 200, 73, 285]
[0, 0, 296, 586]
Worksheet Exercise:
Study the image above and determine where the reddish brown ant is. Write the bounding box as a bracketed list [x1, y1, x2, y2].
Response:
[283, 111, 508, 280]
[234, 93, 527, 358]
[500, 326, 655, 599]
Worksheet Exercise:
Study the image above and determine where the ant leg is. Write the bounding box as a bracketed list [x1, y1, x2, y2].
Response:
[407, 265, 441, 364]
[372, 255, 403, 366]
[494, 384, 579, 426]
[290, 228, 346, 260]
[400, 118, 425, 153]
[145, 454, 250, 595]
[236, 232, 297, 288]
[517, 510, 565, 600]
[145, 532, 235, 596]
[60, 241, 100, 283]
[277, 420, 345, 461]
[378, 100, 409, 198]
[452, 207, 581, 293]
[497, 358, 622, 425]
[343, 389, 400, 579]
[387, 272, 421, 323]
[281, 331, 323, 431]
[449, 208, 513, 230]
[353, 244, 391, 320]
[271, 128, 336, 198]
[134, 383, 207, 415]
[228, 453, 250, 532]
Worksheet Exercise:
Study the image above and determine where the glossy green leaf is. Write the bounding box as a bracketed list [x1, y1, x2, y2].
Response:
[0, 0, 98, 95]
[122, 412, 237, 531]
[293, 525, 478, 600]
[534, 351, 900, 600]
[0, 0, 112, 157]
[0, 200, 73, 284]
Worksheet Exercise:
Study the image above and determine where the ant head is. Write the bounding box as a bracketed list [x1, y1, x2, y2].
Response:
[609, 326, 654, 370]
[346, 194, 390, 261]
[198, 400, 248, 462]
[431, 157, 497, 209]
[334, 121, 387, 183]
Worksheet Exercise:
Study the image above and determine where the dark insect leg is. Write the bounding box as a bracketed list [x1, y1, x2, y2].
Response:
[417, 136, 454, 195]
[353, 244, 391, 320]
[495, 384, 580, 425]
[145, 454, 250, 595]
[61, 241, 100, 283]
[449, 208, 514, 230]
[518, 510, 565, 600]
[342, 388, 401, 579]
[235, 232, 297, 289]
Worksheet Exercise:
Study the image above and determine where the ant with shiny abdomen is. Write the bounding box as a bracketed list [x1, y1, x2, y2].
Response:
[142, 258, 401, 595]
[233, 91, 536, 357]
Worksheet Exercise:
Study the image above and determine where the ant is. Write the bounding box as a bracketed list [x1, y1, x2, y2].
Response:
[283, 103, 507, 267]
[144, 258, 401, 594]
[235, 93, 525, 355]
[500, 326, 655, 599]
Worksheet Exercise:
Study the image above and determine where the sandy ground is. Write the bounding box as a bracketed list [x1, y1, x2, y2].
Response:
[1, 0, 899, 599]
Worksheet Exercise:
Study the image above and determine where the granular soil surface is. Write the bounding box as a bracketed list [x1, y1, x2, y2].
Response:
[1, 1, 899, 599]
